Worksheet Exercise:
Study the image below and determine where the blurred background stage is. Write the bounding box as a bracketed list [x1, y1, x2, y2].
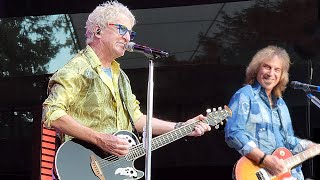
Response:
[0, 0, 320, 179]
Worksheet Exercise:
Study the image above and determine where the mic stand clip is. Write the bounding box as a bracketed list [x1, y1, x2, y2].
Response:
[304, 90, 320, 109]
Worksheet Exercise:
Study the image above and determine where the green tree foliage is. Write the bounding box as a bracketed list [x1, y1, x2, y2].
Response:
[0, 15, 75, 77]
[195, 0, 320, 65]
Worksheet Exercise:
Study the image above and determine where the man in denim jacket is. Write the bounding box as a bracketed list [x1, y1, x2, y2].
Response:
[225, 45, 318, 180]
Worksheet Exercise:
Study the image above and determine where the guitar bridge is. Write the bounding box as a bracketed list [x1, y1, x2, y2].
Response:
[256, 171, 263, 180]
[90, 155, 105, 180]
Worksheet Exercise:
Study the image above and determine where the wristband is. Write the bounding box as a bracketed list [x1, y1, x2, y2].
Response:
[259, 153, 267, 165]
[174, 122, 184, 129]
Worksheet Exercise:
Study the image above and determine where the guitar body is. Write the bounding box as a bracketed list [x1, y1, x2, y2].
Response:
[53, 107, 231, 180]
[233, 147, 293, 180]
[55, 130, 144, 180]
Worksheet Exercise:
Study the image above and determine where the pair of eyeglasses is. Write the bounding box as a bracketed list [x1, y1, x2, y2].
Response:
[109, 23, 136, 41]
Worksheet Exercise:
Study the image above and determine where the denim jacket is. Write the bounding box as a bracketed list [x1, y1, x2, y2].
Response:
[224, 83, 311, 180]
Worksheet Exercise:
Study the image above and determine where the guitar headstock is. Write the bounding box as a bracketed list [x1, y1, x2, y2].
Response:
[205, 105, 232, 129]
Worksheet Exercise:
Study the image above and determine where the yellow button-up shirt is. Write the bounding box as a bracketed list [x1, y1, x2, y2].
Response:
[42, 45, 143, 141]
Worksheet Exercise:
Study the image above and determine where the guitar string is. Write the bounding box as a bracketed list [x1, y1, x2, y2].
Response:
[99, 126, 192, 167]
[94, 142, 145, 167]
[95, 110, 227, 168]
[96, 130, 189, 168]
[95, 110, 228, 168]
[95, 124, 197, 168]
[98, 130, 159, 166]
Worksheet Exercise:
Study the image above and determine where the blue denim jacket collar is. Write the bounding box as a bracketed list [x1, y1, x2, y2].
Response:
[252, 82, 279, 108]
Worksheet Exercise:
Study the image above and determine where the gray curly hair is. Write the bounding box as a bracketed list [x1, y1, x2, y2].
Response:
[85, 1, 136, 44]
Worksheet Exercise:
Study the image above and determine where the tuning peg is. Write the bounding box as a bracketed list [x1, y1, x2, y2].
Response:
[206, 109, 212, 115]
[212, 108, 216, 112]
[218, 107, 222, 111]
[220, 121, 224, 125]
[215, 124, 219, 129]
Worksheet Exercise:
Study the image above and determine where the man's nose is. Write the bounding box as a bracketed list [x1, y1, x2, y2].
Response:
[122, 31, 131, 42]
[267, 68, 275, 75]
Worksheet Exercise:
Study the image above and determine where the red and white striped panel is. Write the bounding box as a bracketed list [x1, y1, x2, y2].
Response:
[40, 125, 57, 180]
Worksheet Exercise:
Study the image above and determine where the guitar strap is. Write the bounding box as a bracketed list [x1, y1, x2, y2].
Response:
[118, 69, 141, 140]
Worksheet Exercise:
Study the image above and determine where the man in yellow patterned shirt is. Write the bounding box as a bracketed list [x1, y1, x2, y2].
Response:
[42, 1, 211, 158]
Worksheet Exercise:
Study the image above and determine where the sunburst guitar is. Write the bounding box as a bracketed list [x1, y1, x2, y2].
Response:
[54, 106, 232, 180]
[233, 144, 320, 180]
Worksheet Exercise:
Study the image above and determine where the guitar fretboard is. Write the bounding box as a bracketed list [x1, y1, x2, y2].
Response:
[125, 120, 204, 161]
[285, 144, 320, 169]
[124, 108, 230, 161]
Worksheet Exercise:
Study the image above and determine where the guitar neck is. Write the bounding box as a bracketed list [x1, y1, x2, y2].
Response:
[126, 119, 204, 160]
[125, 107, 230, 161]
[284, 144, 320, 169]
[152, 120, 202, 150]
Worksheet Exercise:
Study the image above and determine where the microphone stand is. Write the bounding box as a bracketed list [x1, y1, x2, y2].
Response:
[305, 91, 320, 179]
[128, 44, 168, 180]
[306, 60, 314, 178]
[145, 58, 153, 180]
[143, 53, 158, 180]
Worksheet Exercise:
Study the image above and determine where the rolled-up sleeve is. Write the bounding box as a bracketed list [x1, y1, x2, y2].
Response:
[224, 91, 257, 156]
[128, 94, 143, 123]
[42, 70, 80, 128]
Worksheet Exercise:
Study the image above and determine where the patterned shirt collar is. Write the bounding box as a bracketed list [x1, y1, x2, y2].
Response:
[252, 82, 278, 108]
[83, 45, 120, 70]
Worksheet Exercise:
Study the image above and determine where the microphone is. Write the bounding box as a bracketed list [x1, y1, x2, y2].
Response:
[125, 42, 169, 58]
[290, 81, 320, 92]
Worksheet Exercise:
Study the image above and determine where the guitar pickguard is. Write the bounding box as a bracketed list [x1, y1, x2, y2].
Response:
[116, 134, 137, 147]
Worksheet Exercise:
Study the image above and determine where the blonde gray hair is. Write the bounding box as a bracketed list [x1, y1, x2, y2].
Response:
[245, 45, 291, 97]
[85, 1, 136, 44]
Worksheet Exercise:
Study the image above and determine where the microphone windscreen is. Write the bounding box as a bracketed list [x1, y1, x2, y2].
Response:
[125, 42, 135, 52]
[290, 81, 299, 89]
